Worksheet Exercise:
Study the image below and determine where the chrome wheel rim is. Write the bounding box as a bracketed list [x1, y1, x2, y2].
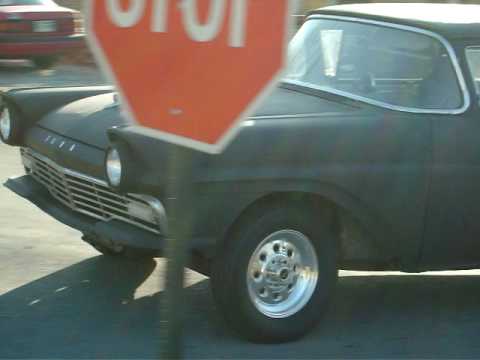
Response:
[246, 229, 319, 318]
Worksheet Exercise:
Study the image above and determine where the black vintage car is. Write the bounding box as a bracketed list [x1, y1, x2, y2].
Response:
[2, 3, 480, 343]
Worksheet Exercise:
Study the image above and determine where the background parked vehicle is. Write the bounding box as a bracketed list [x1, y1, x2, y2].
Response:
[0, 0, 84, 68]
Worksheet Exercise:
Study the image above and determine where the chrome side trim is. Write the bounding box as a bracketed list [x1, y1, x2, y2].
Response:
[249, 112, 344, 120]
[283, 14, 471, 115]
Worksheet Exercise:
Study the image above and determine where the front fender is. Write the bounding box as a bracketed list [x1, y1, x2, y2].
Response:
[1, 85, 114, 126]
[193, 178, 391, 260]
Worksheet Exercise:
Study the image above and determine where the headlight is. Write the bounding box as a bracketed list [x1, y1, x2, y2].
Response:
[105, 147, 122, 187]
[0, 106, 11, 142]
[0, 98, 24, 146]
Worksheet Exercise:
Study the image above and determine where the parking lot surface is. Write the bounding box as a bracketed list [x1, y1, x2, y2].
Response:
[0, 61, 106, 91]
[1, 63, 480, 359]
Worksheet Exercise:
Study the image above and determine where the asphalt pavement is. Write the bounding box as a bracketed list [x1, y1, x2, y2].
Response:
[1, 62, 480, 359]
[0, 60, 106, 91]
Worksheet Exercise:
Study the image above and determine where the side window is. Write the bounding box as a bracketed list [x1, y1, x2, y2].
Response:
[466, 48, 480, 104]
[285, 19, 464, 111]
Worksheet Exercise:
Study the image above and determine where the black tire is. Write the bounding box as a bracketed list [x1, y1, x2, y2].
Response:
[32, 56, 58, 69]
[211, 203, 338, 343]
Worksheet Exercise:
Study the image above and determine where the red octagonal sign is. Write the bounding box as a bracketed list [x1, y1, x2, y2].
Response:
[87, 0, 296, 153]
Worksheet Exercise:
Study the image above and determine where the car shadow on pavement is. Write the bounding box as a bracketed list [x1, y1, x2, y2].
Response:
[1, 259, 480, 359]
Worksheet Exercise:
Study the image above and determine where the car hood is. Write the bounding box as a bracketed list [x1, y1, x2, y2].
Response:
[37, 86, 356, 149]
[37, 93, 130, 149]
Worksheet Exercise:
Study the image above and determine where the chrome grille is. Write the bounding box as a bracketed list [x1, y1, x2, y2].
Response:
[21, 148, 160, 234]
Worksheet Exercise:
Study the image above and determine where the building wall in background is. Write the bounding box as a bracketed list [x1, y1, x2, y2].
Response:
[52, 0, 480, 68]
[53, 1, 330, 13]
[55, 0, 480, 15]
[302, 0, 478, 12]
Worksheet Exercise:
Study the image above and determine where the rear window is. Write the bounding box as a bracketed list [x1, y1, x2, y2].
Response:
[285, 18, 464, 112]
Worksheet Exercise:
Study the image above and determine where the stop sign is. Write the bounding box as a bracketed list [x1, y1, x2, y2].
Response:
[87, 0, 295, 153]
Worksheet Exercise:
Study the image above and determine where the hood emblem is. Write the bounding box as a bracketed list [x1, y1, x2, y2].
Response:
[43, 135, 76, 152]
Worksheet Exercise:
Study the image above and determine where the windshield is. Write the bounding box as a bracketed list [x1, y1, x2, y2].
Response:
[466, 47, 480, 102]
[0, 0, 50, 5]
[285, 18, 464, 111]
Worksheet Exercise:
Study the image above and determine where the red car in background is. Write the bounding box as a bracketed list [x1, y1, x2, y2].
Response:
[0, 0, 84, 68]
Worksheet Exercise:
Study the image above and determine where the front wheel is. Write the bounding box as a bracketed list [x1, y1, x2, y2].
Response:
[211, 204, 338, 343]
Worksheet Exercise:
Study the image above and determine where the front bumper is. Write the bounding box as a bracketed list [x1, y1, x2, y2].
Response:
[5, 174, 216, 256]
[0, 34, 85, 57]
[4, 175, 166, 251]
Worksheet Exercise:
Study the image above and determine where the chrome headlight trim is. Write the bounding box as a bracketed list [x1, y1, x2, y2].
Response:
[105, 147, 122, 187]
[0, 107, 11, 142]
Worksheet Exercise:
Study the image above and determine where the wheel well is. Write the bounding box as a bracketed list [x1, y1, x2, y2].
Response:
[220, 192, 388, 269]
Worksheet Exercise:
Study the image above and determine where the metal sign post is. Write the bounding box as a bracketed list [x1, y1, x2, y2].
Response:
[160, 148, 195, 359]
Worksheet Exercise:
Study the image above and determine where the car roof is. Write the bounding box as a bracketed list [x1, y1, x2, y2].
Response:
[311, 3, 480, 40]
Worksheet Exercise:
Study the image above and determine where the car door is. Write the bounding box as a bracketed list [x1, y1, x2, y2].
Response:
[421, 45, 480, 268]
[421, 109, 480, 269]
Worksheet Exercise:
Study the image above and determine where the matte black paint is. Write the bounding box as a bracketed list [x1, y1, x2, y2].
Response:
[3, 85, 432, 270]
[3, 8, 480, 272]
